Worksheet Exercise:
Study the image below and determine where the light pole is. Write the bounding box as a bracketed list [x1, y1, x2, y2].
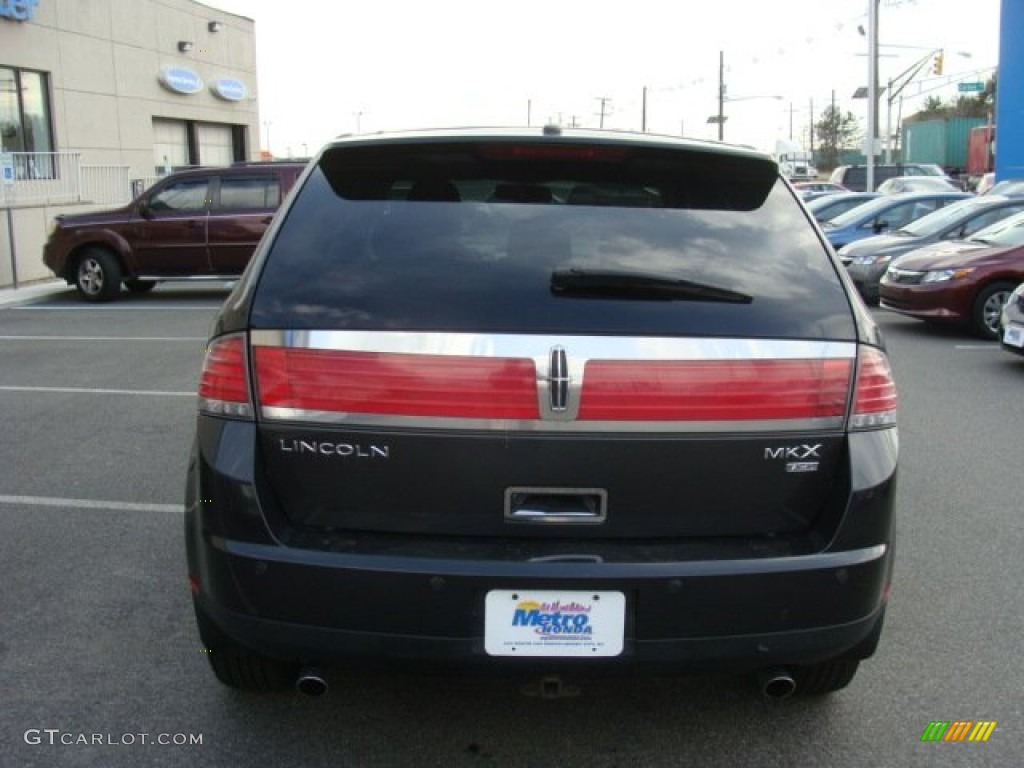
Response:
[867, 0, 879, 192]
[882, 49, 970, 163]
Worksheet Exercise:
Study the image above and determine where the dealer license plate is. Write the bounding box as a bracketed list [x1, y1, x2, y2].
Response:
[1003, 323, 1024, 348]
[484, 590, 625, 657]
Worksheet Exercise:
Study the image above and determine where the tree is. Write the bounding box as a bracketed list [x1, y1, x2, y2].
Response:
[814, 105, 860, 170]
[904, 73, 997, 124]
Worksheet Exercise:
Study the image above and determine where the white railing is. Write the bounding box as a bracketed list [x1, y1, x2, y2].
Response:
[0, 152, 135, 207]
[0, 152, 82, 206]
[81, 165, 132, 205]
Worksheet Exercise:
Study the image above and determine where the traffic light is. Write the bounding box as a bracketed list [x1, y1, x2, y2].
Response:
[932, 51, 944, 75]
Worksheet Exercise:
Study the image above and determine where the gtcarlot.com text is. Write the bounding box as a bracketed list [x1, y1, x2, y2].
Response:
[24, 729, 203, 746]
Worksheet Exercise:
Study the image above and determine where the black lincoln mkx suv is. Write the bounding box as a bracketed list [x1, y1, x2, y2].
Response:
[185, 127, 898, 698]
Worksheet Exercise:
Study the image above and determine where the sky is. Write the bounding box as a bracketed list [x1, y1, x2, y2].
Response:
[199, 0, 1002, 158]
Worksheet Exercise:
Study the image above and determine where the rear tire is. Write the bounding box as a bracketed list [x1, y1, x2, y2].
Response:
[972, 281, 1015, 340]
[74, 248, 122, 302]
[193, 601, 298, 692]
[792, 659, 860, 695]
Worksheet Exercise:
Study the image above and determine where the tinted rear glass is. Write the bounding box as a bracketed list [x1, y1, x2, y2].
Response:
[250, 141, 854, 339]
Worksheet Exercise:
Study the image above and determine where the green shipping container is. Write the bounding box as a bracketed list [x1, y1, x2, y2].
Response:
[902, 117, 986, 171]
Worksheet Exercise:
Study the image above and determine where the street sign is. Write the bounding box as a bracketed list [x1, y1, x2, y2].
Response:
[1, 153, 14, 185]
[958, 81, 985, 93]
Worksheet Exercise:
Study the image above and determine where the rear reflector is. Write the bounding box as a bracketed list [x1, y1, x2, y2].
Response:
[578, 359, 852, 421]
[254, 347, 539, 419]
[198, 335, 253, 420]
[850, 347, 898, 429]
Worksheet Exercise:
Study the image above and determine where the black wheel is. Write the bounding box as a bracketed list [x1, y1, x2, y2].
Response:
[193, 601, 298, 692]
[972, 281, 1015, 340]
[74, 248, 122, 302]
[791, 659, 860, 695]
[124, 279, 156, 294]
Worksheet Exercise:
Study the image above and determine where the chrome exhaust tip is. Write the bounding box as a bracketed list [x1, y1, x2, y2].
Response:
[296, 667, 328, 697]
[758, 667, 796, 699]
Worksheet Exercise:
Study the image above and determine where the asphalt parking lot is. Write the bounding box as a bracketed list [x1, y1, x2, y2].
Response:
[1, 282, 1021, 767]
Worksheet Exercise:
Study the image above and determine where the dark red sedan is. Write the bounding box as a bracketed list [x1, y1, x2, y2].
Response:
[879, 211, 1024, 339]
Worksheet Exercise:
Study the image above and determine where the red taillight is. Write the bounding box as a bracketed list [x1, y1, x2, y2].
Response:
[578, 359, 852, 421]
[254, 347, 538, 419]
[851, 347, 898, 429]
[198, 335, 253, 419]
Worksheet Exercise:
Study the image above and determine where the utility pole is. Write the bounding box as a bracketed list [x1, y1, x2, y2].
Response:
[642, 86, 647, 132]
[595, 97, 612, 129]
[809, 96, 815, 157]
[717, 50, 725, 141]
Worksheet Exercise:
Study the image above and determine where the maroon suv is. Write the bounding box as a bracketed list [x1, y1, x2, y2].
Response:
[42, 162, 306, 301]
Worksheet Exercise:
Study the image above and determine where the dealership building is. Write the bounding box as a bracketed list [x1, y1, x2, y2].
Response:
[1, 0, 261, 287]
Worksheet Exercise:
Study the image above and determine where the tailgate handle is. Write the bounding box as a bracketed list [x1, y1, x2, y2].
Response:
[504, 487, 607, 525]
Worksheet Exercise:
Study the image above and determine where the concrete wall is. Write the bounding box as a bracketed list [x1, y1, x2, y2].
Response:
[1, 0, 261, 289]
[2, 0, 259, 180]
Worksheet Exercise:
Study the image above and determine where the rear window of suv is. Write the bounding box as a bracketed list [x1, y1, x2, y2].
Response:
[251, 140, 854, 339]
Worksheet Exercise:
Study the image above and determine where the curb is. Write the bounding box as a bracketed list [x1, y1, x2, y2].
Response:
[0, 280, 73, 308]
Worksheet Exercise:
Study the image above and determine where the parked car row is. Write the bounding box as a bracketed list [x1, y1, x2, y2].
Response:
[785, 172, 1024, 348]
[878, 210, 1024, 340]
[841, 195, 1024, 304]
[828, 163, 959, 192]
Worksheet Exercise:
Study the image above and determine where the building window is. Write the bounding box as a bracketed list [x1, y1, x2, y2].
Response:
[0, 67, 54, 155]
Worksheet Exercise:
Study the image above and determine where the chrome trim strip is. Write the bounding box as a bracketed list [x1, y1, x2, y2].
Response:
[259, 406, 846, 433]
[135, 275, 239, 281]
[250, 330, 858, 362]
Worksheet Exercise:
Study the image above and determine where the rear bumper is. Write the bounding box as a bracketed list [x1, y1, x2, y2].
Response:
[191, 530, 890, 672]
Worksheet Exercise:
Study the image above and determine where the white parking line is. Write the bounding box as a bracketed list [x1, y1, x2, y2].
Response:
[0, 385, 194, 397]
[0, 335, 205, 341]
[0, 494, 183, 513]
[954, 344, 999, 350]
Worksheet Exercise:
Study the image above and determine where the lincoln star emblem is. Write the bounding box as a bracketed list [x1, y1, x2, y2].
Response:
[548, 346, 570, 412]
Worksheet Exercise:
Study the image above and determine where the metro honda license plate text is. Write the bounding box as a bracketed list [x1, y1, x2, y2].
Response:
[484, 590, 625, 657]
